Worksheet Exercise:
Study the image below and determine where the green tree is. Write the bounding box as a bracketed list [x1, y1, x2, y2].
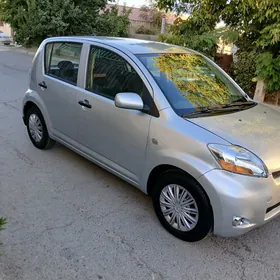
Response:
[0, 0, 131, 46]
[94, 5, 132, 37]
[230, 52, 256, 98]
[156, 0, 280, 97]
[159, 19, 237, 58]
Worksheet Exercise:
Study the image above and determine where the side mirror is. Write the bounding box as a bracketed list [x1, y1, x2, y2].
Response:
[115, 92, 144, 110]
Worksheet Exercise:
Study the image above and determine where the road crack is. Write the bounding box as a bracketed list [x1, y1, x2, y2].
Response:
[106, 230, 164, 280]
[0, 101, 20, 112]
[2, 221, 75, 248]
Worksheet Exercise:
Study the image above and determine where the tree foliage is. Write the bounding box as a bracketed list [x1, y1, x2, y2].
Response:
[255, 53, 280, 92]
[159, 32, 218, 58]
[156, 0, 280, 93]
[95, 5, 132, 37]
[159, 21, 238, 58]
[230, 52, 256, 97]
[136, 25, 156, 35]
[0, 0, 131, 46]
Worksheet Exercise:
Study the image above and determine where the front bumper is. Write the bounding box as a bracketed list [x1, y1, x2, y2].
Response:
[198, 169, 280, 237]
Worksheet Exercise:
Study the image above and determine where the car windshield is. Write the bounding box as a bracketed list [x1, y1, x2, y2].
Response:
[137, 53, 249, 116]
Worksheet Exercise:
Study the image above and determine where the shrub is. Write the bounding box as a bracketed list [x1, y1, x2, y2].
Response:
[230, 51, 256, 97]
[0, 217, 6, 231]
[255, 52, 280, 93]
[159, 33, 218, 58]
[95, 6, 132, 37]
[0, 217, 7, 246]
[136, 25, 156, 35]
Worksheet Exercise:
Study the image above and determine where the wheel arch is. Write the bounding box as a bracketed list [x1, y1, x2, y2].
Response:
[23, 92, 52, 134]
[23, 101, 39, 124]
[147, 164, 205, 196]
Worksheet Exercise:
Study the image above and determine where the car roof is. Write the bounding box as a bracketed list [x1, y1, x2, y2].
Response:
[45, 36, 195, 55]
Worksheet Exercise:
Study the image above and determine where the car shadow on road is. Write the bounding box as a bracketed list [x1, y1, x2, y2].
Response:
[51, 142, 280, 247]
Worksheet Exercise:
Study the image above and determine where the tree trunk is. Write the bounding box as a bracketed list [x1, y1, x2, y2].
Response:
[254, 79, 266, 102]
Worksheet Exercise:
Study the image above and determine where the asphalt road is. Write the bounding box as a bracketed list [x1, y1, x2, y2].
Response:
[1, 46, 280, 280]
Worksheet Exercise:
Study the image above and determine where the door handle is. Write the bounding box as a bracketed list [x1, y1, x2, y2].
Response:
[78, 99, 92, 109]
[38, 81, 47, 89]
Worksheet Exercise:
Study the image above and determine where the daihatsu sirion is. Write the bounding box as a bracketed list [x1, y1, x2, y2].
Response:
[22, 37, 280, 242]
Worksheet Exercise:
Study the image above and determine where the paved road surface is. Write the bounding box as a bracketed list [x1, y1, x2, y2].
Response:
[1, 47, 280, 280]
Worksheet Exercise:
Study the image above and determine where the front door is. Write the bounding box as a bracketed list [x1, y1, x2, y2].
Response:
[77, 46, 156, 183]
[40, 41, 83, 141]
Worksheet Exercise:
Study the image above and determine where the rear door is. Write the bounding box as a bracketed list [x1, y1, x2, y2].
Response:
[40, 41, 83, 141]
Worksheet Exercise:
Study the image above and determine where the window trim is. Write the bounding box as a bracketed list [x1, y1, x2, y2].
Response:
[44, 41, 83, 86]
[44, 43, 54, 74]
[85, 44, 159, 117]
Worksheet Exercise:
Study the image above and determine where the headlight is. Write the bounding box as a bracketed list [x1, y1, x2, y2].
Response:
[208, 144, 268, 177]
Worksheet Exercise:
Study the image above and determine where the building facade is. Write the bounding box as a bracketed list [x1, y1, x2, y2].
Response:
[0, 22, 13, 36]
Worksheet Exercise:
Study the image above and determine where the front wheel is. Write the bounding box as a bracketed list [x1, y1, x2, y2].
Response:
[152, 172, 213, 242]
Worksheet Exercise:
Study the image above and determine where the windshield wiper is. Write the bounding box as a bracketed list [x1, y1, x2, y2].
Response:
[221, 101, 257, 108]
[182, 107, 235, 118]
[182, 101, 257, 118]
[182, 102, 256, 118]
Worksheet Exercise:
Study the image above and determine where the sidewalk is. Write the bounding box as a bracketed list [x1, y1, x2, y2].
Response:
[265, 103, 280, 111]
[0, 44, 37, 56]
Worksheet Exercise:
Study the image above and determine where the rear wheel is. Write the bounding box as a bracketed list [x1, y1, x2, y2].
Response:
[152, 171, 213, 242]
[26, 106, 55, 150]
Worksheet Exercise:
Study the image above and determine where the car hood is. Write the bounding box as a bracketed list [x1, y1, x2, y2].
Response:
[189, 103, 280, 173]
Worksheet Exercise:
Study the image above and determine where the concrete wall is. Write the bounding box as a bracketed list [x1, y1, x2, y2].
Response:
[129, 33, 159, 41]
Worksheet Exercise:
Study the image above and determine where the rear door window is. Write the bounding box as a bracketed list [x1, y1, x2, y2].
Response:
[45, 42, 82, 85]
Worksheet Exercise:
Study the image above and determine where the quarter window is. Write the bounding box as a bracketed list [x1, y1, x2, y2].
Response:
[45, 42, 82, 85]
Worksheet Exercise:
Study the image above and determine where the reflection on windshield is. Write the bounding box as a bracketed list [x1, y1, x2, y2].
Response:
[138, 53, 247, 116]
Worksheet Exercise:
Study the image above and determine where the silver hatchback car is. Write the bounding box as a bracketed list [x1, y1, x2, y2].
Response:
[23, 37, 280, 242]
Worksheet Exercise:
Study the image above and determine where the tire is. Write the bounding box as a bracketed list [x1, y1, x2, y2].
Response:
[26, 106, 55, 150]
[152, 171, 213, 242]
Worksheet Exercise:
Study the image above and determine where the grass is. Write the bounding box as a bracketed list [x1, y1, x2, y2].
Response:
[0, 217, 7, 246]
